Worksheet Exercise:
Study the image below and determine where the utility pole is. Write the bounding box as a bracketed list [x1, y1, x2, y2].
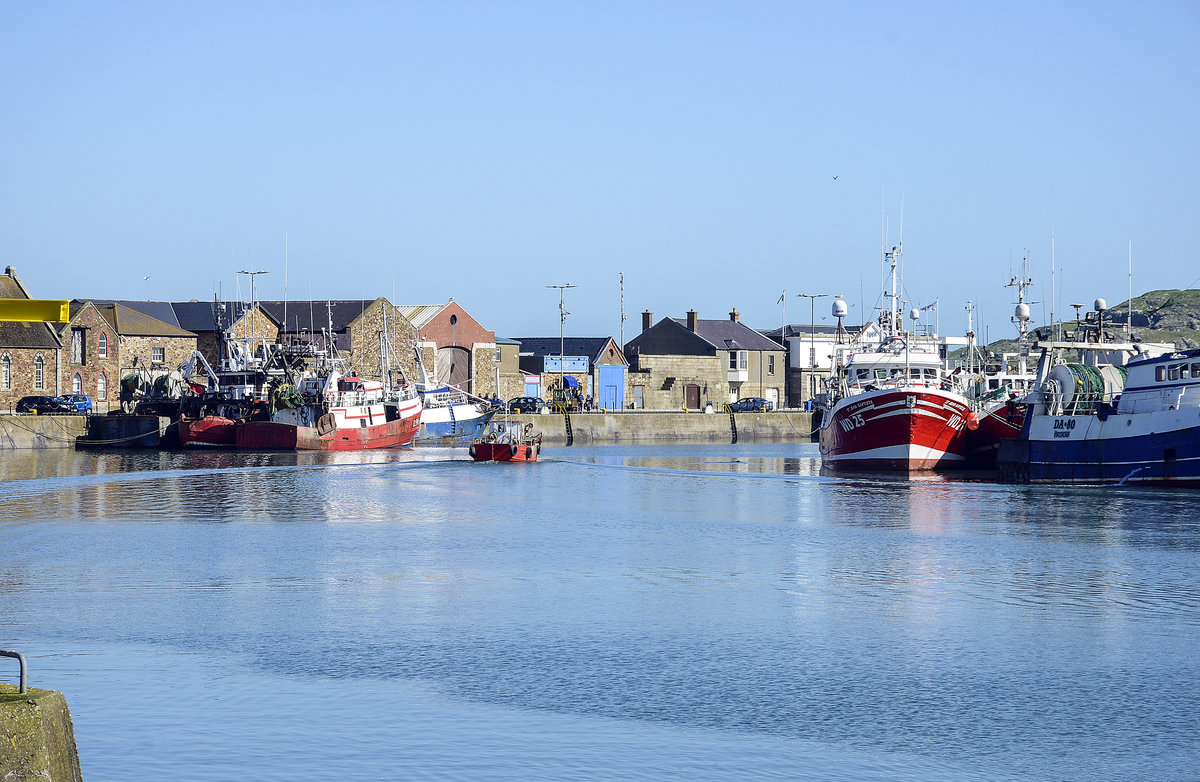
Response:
[547, 283, 576, 401]
[797, 293, 828, 404]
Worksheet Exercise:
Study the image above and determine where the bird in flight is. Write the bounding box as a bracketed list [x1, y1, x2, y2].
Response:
[143, 276, 150, 280]
[832, 176, 838, 180]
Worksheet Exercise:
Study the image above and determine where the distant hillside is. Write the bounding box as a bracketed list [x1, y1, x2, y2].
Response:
[967, 288, 1200, 356]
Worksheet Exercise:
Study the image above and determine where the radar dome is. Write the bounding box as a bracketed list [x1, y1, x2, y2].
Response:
[832, 298, 849, 318]
[1094, 297, 1107, 312]
[909, 308, 921, 321]
[1014, 302, 1030, 321]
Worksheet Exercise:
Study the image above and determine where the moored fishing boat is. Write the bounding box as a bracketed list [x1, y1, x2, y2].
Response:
[817, 244, 974, 471]
[998, 299, 1186, 484]
[235, 370, 421, 451]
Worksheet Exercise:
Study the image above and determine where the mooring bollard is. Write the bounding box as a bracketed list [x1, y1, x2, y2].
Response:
[0, 648, 27, 693]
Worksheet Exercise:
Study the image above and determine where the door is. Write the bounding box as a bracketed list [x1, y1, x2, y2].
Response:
[436, 346, 471, 388]
[597, 364, 625, 410]
[685, 384, 701, 410]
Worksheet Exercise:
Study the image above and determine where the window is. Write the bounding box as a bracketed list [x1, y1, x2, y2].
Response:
[1, 355, 9, 390]
[71, 328, 85, 365]
[98, 373, 107, 401]
[449, 314, 457, 326]
[768, 355, 775, 375]
[1193, 363, 1200, 378]
[73, 373, 82, 394]
[809, 347, 816, 367]
[98, 332, 108, 358]
[494, 347, 502, 361]
[152, 347, 165, 363]
[1156, 366, 1166, 382]
[729, 352, 738, 370]
[1169, 363, 1184, 381]
[739, 351, 748, 370]
[34, 355, 44, 389]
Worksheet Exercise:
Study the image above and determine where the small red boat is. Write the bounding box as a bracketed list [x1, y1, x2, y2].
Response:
[469, 422, 541, 462]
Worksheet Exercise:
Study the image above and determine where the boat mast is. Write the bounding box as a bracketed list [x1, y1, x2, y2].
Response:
[1007, 252, 1034, 375]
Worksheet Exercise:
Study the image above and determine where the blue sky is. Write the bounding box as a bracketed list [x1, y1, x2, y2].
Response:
[3, 1, 1198, 344]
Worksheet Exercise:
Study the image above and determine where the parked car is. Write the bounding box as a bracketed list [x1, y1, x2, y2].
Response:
[726, 397, 775, 413]
[506, 396, 546, 414]
[15, 395, 76, 415]
[61, 394, 94, 414]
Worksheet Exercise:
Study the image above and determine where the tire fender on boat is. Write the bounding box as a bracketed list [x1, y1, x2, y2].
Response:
[510, 443, 519, 457]
[468, 444, 477, 459]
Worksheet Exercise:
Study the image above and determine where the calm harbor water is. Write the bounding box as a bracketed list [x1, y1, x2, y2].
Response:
[2, 443, 1198, 781]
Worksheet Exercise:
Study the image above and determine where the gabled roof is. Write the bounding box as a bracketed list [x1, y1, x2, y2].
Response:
[0, 268, 62, 350]
[395, 304, 445, 330]
[512, 337, 624, 364]
[93, 303, 195, 338]
[257, 300, 382, 333]
[171, 300, 279, 333]
[80, 299, 183, 328]
[668, 318, 783, 352]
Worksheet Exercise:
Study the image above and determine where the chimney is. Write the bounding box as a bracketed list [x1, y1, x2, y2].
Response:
[729, 308, 739, 322]
[686, 310, 698, 332]
[642, 310, 653, 332]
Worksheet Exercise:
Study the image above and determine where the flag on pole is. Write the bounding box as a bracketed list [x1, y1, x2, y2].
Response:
[920, 299, 938, 312]
[777, 291, 785, 304]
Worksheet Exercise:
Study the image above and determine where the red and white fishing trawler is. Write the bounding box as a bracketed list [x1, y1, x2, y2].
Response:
[235, 368, 421, 451]
[817, 245, 975, 471]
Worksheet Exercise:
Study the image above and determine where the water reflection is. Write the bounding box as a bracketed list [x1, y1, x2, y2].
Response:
[2, 443, 1200, 781]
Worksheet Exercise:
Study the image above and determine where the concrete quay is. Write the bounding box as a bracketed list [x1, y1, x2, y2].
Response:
[0, 414, 86, 449]
[0, 410, 815, 449]
[0, 683, 83, 782]
[517, 410, 815, 445]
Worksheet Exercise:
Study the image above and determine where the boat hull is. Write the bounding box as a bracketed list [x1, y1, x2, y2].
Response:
[235, 415, 419, 451]
[1000, 412, 1200, 485]
[819, 387, 971, 471]
[468, 441, 539, 462]
[417, 406, 497, 445]
[964, 400, 1027, 468]
[177, 416, 237, 448]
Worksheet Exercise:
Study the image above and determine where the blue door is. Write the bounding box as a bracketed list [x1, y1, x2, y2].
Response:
[597, 364, 625, 410]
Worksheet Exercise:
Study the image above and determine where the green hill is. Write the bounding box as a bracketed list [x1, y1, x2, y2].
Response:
[967, 288, 1200, 356]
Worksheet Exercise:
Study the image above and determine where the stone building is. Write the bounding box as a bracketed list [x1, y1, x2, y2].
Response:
[0, 266, 64, 409]
[62, 301, 197, 412]
[258, 298, 420, 385]
[172, 300, 281, 367]
[397, 301, 498, 397]
[624, 308, 786, 410]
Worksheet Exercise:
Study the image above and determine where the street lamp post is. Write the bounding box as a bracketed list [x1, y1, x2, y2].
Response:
[796, 293, 828, 405]
[547, 283, 576, 405]
[237, 269, 269, 308]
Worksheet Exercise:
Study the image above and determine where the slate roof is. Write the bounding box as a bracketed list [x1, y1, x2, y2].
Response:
[668, 318, 783, 352]
[95, 304, 195, 338]
[511, 337, 622, 363]
[171, 300, 275, 333]
[0, 270, 63, 349]
[80, 299, 183, 328]
[257, 300, 380, 333]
